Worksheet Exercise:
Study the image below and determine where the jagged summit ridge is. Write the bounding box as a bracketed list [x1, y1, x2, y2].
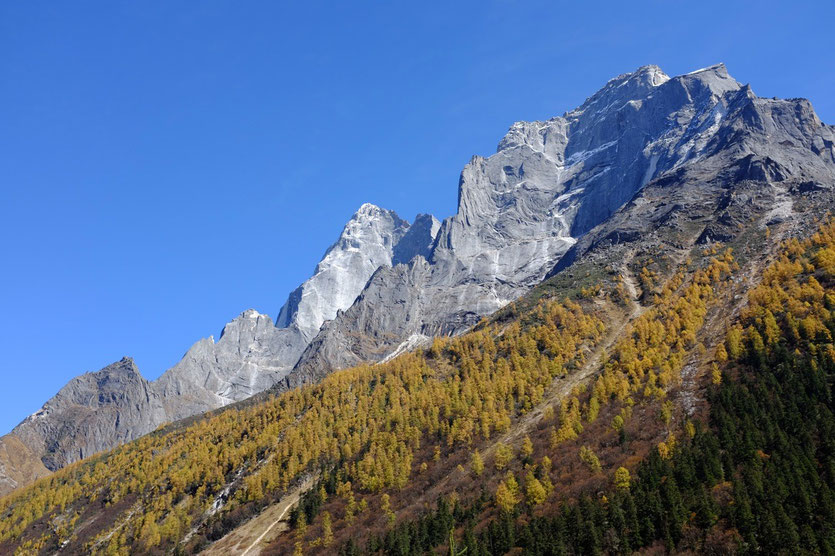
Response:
[12, 357, 167, 471]
[487, 63, 742, 237]
[155, 308, 302, 415]
[568, 63, 670, 120]
[434, 62, 742, 279]
[275, 203, 410, 340]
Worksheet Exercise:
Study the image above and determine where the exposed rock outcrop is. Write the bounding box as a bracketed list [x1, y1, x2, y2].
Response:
[275, 203, 411, 341]
[10, 358, 166, 472]
[392, 214, 441, 266]
[155, 310, 305, 419]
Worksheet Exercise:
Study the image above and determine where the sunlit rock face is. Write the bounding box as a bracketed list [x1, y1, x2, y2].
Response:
[10, 357, 167, 472]
[155, 309, 306, 417]
[433, 63, 742, 284]
[276, 203, 411, 341]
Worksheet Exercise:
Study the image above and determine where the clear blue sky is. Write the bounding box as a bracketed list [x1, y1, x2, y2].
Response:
[1, 0, 833, 433]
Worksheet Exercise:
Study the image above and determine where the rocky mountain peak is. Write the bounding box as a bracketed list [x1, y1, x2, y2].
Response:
[331, 203, 409, 252]
[10, 356, 165, 472]
[276, 203, 411, 340]
[56, 357, 146, 407]
[567, 64, 670, 120]
[393, 213, 441, 266]
[240, 308, 264, 319]
[355, 202, 389, 219]
[670, 62, 741, 100]
[683, 62, 730, 79]
[103, 356, 140, 376]
[219, 309, 274, 340]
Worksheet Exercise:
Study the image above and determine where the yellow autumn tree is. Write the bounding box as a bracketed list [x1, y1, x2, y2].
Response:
[495, 472, 520, 513]
[525, 470, 548, 507]
[614, 466, 631, 491]
[494, 443, 513, 470]
[470, 450, 484, 477]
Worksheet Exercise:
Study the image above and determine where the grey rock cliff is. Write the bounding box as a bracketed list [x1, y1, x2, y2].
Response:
[275, 203, 411, 341]
[550, 83, 835, 275]
[155, 309, 305, 419]
[392, 214, 441, 265]
[11, 357, 167, 471]
[293, 256, 434, 378]
[431, 64, 741, 284]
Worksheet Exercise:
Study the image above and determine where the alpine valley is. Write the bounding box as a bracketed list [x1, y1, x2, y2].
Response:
[2, 63, 835, 555]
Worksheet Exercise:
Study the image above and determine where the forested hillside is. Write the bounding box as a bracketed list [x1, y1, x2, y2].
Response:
[2, 269, 608, 553]
[326, 224, 835, 554]
[3, 218, 835, 554]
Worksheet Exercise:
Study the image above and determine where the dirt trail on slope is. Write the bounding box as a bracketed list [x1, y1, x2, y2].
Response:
[200, 476, 315, 556]
[421, 258, 649, 502]
[487, 261, 646, 452]
[677, 227, 789, 418]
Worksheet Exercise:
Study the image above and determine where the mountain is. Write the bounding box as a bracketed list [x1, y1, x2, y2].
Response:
[0, 205, 416, 496]
[153, 310, 301, 417]
[1, 63, 833, 502]
[2, 156, 835, 554]
[1, 61, 835, 554]
[275, 203, 412, 341]
[10, 358, 166, 472]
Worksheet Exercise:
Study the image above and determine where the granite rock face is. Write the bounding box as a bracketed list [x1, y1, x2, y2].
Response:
[432, 64, 741, 284]
[559, 64, 833, 258]
[293, 256, 435, 377]
[10, 358, 167, 472]
[276, 203, 411, 341]
[551, 74, 835, 275]
[392, 214, 441, 266]
[4, 63, 834, 495]
[155, 310, 306, 419]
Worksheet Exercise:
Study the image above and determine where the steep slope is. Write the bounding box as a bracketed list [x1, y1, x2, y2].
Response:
[0, 437, 49, 497]
[2, 101, 835, 551]
[310, 222, 835, 555]
[8, 358, 167, 473]
[391, 213, 440, 266]
[7, 211, 835, 554]
[551, 79, 835, 277]
[0, 267, 608, 554]
[289, 257, 435, 379]
[154, 310, 304, 418]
